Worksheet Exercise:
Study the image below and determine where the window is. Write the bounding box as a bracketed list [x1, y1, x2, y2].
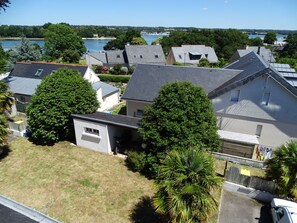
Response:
[140, 55, 143, 59]
[255, 125, 263, 137]
[35, 69, 43, 77]
[116, 55, 121, 58]
[205, 54, 208, 58]
[262, 92, 270, 105]
[155, 55, 159, 58]
[20, 96, 26, 102]
[136, 109, 144, 117]
[178, 55, 182, 59]
[84, 127, 99, 136]
[189, 52, 202, 60]
[230, 90, 240, 102]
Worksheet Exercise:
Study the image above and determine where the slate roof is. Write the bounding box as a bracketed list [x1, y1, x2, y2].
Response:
[105, 50, 126, 65]
[125, 45, 166, 65]
[87, 52, 107, 63]
[209, 51, 297, 98]
[170, 45, 218, 64]
[230, 46, 276, 63]
[6, 76, 41, 96]
[72, 112, 140, 129]
[92, 81, 119, 97]
[121, 64, 241, 102]
[9, 62, 88, 80]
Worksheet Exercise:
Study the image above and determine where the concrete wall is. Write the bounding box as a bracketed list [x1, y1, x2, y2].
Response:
[212, 75, 297, 148]
[73, 118, 111, 153]
[126, 100, 151, 117]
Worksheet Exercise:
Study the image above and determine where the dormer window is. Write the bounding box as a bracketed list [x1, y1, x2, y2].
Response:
[189, 52, 202, 60]
[35, 69, 43, 77]
[205, 54, 208, 58]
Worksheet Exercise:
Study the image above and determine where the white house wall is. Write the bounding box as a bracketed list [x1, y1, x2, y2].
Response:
[83, 67, 100, 83]
[73, 118, 111, 153]
[212, 75, 297, 148]
[126, 100, 152, 117]
[98, 92, 120, 112]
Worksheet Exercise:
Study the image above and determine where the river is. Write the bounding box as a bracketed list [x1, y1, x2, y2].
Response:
[0, 34, 287, 52]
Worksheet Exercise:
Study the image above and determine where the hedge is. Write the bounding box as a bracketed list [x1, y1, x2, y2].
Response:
[99, 74, 131, 83]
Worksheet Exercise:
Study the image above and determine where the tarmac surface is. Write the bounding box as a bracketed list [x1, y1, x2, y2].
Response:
[0, 204, 38, 223]
[218, 182, 273, 223]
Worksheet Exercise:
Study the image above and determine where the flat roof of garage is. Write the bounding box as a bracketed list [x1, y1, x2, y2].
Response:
[72, 112, 140, 129]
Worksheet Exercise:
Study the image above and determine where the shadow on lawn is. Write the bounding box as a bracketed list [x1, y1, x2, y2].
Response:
[130, 196, 168, 223]
[0, 145, 11, 160]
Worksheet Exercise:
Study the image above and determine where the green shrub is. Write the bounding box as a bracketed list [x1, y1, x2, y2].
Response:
[126, 150, 147, 172]
[99, 74, 131, 83]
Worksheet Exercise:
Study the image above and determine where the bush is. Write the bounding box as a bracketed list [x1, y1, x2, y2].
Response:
[126, 150, 147, 172]
[99, 74, 131, 83]
[93, 65, 103, 74]
[109, 64, 123, 75]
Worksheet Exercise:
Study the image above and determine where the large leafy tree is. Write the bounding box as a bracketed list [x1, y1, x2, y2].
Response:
[0, 44, 8, 73]
[154, 148, 222, 223]
[138, 81, 220, 176]
[265, 140, 297, 200]
[280, 33, 297, 58]
[104, 29, 141, 50]
[0, 0, 10, 11]
[27, 68, 99, 144]
[8, 37, 42, 63]
[0, 80, 14, 146]
[264, 32, 277, 44]
[44, 24, 86, 63]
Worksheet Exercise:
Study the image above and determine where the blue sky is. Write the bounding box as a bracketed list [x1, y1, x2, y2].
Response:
[0, 0, 296, 30]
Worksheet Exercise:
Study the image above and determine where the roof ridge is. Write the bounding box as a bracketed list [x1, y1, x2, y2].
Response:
[15, 61, 88, 67]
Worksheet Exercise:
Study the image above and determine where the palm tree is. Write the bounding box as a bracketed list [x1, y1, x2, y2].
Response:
[266, 140, 297, 200]
[153, 148, 222, 223]
[0, 80, 13, 146]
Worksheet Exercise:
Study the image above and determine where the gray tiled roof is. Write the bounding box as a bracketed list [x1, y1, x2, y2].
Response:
[6, 76, 41, 96]
[105, 50, 126, 65]
[171, 45, 218, 64]
[72, 112, 140, 129]
[209, 51, 297, 98]
[121, 64, 241, 102]
[87, 52, 107, 63]
[92, 81, 119, 97]
[230, 46, 276, 63]
[125, 45, 166, 65]
[9, 62, 88, 80]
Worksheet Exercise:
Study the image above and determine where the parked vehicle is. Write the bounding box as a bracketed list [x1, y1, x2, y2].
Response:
[271, 198, 297, 223]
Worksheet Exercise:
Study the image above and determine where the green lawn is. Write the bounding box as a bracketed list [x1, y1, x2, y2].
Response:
[0, 138, 155, 223]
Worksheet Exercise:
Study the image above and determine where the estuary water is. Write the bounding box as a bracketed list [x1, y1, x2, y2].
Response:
[0, 34, 166, 52]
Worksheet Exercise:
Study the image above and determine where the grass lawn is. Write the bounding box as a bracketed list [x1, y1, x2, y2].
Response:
[0, 138, 155, 223]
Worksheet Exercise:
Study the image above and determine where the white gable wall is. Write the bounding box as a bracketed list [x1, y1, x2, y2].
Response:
[212, 75, 297, 148]
[83, 67, 100, 83]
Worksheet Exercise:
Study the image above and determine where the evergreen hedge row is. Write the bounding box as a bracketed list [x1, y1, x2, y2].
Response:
[99, 74, 131, 83]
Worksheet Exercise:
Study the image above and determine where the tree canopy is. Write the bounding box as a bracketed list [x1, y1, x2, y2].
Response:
[265, 140, 297, 200]
[8, 37, 42, 64]
[154, 148, 221, 222]
[44, 24, 86, 63]
[137, 81, 220, 176]
[104, 29, 142, 50]
[264, 32, 277, 44]
[280, 33, 297, 58]
[0, 44, 8, 73]
[27, 68, 99, 144]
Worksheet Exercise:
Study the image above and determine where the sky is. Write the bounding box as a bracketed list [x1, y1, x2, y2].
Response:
[0, 0, 296, 30]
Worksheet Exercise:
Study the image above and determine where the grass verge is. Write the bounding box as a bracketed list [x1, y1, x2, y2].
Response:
[0, 138, 155, 223]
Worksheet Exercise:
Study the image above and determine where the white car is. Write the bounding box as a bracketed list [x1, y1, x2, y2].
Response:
[271, 198, 297, 223]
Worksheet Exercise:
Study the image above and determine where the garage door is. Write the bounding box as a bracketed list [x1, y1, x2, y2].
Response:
[221, 141, 254, 158]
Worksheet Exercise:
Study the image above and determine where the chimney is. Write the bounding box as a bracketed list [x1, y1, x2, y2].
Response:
[257, 46, 261, 55]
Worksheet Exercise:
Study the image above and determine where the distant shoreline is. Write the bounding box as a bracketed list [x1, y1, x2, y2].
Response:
[0, 37, 116, 40]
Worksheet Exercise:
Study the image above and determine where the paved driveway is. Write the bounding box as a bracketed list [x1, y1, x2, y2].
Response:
[218, 182, 273, 223]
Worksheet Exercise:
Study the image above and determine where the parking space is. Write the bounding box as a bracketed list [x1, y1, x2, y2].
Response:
[218, 182, 273, 223]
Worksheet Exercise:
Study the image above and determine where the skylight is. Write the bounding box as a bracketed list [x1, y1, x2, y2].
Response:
[35, 69, 43, 77]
